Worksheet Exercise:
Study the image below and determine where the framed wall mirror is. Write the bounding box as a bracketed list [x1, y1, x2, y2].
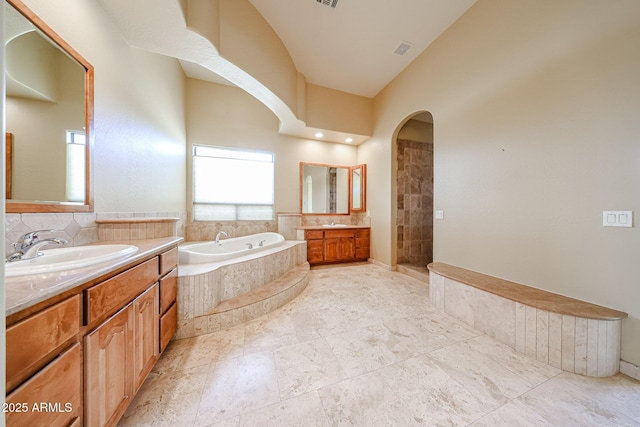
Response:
[300, 162, 366, 215]
[349, 164, 366, 212]
[5, 0, 94, 213]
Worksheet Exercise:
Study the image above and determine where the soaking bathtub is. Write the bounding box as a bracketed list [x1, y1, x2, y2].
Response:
[178, 232, 286, 264]
[176, 233, 308, 338]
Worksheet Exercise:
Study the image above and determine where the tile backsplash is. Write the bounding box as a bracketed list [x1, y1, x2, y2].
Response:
[5, 212, 186, 253]
[5, 211, 371, 252]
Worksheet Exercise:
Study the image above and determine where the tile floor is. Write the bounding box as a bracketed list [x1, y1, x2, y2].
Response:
[119, 264, 640, 426]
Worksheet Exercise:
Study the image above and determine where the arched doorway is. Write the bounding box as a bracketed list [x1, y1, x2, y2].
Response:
[394, 111, 434, 273]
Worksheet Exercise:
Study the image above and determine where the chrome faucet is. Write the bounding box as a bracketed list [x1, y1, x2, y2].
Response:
[215, 231, 228, 244]
[258, 240, 266, 247]
[6, 230, 68, 262]
[246, 243, 254, 249]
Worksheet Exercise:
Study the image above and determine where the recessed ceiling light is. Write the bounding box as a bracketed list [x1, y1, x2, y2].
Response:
[315, 132, 323, 138]
[345, 137, 353, 143]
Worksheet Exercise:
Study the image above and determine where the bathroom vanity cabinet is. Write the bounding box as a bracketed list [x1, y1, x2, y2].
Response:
[5, 239, 180, 427]
[304, 227, 370, 265]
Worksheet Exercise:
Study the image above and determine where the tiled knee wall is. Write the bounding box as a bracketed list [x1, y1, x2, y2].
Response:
[429, 272, 622, 377]
[177, 241, 307, 339]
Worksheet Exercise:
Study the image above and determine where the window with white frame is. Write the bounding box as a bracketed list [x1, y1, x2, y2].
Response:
[192, 145, 275, 221]
[66, 130, 85, 202]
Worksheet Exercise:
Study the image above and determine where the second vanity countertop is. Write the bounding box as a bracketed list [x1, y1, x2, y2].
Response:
[297, 225, 370, 230]
[5, 237, 182, 318]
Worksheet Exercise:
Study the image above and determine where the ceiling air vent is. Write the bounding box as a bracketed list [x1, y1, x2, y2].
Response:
[316, 0, 338, 8]
[393, 41, 414, 56]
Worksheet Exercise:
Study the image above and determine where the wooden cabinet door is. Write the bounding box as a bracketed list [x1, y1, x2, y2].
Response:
[306, 239, 324, 264]
[338, 237, 355, 260]
[85, 305, 134, 427]
[324, 238, 340, 261]
[133, 284, 159, 392]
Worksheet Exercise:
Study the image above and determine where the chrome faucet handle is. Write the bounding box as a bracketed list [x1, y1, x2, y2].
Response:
[22, 237, 68, 259]
[14, 229, 59, 251]
[258, 240, 266, 247]
[246, 243, 254, 249]
[18, 229, 59, 243]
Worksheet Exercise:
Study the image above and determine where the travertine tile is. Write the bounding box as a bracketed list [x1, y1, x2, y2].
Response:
[274, 338, 347, 400]
[318, 372, 421, 426]
[238, 391, 329, 427]
[575, 317, 588, 375]
[536, 309, 549, 364]
[525, 305, 537, 359]
[515, 302, 527, 354]
[429, 341, 532, 406]
[428, 271, 445, 310]
[548, 312, 563, 369]
[120, 264, 640, 427]
[379, 354, 489, 425]
[561, 314, 576, 372]
[444, 277, 476, 325]
[195, 352, 280, 425]
[325, 323, 421, 377]
[474, 291, 516, 348]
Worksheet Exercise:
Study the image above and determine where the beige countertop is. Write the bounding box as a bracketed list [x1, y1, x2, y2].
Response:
[5, 237, 182, 317]
[297, 225, 370, 230]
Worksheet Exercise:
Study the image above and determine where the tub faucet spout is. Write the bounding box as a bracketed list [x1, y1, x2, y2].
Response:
[215, 231, 228, 244]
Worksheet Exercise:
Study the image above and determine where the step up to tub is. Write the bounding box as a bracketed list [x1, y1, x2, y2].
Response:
[208, 263, 309, 319]
[177, 262, 309, 338]
[428, 262, 627, 378]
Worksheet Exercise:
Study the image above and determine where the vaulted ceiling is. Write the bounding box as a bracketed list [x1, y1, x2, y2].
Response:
[97, 0, 476, 143]
[248, 0, 476, 98]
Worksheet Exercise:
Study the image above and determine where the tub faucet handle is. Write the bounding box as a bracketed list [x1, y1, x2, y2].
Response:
[258, 240, 266, 247]
[246, 243, 254, 249]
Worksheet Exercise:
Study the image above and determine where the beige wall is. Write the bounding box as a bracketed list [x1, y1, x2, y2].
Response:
[361, 0, 640, 365]
[186, 79, 358, 214]
[19, 0, 188, 213]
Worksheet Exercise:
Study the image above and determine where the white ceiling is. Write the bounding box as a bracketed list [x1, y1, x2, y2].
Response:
[248, 0, 477, 98]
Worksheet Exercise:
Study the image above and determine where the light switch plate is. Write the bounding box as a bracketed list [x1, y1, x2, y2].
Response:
[435, 210, 444, 220]
[603, 211, 633, 227]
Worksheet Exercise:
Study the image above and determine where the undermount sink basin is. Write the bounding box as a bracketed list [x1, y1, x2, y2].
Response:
[322, 224, 348, 227]
[5, 244, 138, 277]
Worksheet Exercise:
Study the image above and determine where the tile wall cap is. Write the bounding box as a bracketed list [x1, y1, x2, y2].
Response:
[96, 217, 180, 224]
[428, 262, 628, 321]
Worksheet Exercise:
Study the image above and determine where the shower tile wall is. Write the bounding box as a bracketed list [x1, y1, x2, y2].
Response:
[397, 139, 433, 265]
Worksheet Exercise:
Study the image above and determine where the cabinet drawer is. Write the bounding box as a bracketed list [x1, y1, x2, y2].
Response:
[159, 247, 178, 276]
[160, 302, 178, 353]
[6, 343, 82, 427]
[305, 230, 324, 240]
[6, 295, 80, 392]
[324, 229, 355, 238]
[159, 268, 178, 314]
[356, 229, 370, 238]
[85, 257, 159, 324]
